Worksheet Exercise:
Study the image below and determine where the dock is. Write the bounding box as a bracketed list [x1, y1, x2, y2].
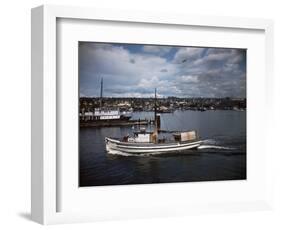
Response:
[80, 119, 150, 128]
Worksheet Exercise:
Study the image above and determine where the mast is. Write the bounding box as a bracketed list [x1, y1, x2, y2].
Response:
[152, 88, 158, 143]
[154, 88, 157, 128]
[100, 77, 103, 108]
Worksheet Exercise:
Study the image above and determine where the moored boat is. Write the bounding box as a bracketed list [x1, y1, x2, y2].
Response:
[80, 78, 132, 121]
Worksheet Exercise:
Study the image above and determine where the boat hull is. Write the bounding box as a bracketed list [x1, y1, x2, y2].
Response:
[105, 137, 202, 154]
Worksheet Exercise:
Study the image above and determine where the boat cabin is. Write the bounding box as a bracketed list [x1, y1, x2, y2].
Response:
[131, 127, 153, 143]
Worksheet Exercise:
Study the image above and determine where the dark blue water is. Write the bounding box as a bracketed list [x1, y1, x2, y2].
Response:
[79, 110, 246, 186]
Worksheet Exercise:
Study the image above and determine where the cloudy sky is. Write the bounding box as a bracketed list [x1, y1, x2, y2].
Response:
[79, 42, 246, 98]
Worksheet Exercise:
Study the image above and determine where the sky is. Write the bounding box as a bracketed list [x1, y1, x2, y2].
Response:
[79, 42, 246, 98]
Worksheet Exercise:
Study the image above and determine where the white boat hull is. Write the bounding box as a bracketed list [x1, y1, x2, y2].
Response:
[105, 137, 202, 154]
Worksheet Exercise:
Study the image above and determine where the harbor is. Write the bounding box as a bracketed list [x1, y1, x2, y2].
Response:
[80, 95, 246, 128]
[80, 109, 246, 186]
[80, 96, 246, 128]
[79, 83, 246, 184]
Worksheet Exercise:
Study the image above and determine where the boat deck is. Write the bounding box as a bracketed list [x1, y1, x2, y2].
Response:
[106, 136, 202, 146]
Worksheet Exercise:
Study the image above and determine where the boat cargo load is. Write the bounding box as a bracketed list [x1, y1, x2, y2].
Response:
[173, 130, 197, 142]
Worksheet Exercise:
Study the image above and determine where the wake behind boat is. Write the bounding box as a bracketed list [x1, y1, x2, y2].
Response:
[105, 89, 202, 155]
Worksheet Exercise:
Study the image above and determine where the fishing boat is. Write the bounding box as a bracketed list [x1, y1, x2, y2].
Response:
[105, 89, 202, 154]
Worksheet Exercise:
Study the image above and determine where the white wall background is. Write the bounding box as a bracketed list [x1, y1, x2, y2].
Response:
[0, 0, 280, 229]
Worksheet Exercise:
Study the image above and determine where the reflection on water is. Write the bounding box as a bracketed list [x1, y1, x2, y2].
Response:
[79, 110, 246, 186]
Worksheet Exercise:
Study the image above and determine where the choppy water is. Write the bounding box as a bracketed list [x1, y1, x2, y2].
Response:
[79, 110, 246, 186]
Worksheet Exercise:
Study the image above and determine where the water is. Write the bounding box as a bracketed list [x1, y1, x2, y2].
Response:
[79, 110, 246, 186]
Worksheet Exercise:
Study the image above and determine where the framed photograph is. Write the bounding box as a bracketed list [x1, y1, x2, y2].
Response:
[31, 5, 274, 224]
[78, 42, 247, 187]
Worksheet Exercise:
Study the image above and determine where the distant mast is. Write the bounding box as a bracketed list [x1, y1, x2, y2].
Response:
[154, 88, 157, 127]
[100, 77, 103, 108]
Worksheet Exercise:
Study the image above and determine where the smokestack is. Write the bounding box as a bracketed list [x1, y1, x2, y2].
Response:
[156, 114, 161, 130]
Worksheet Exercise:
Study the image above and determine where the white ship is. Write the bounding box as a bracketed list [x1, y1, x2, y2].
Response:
[82, 108, 131, 121]
[80, 78, 132, 121]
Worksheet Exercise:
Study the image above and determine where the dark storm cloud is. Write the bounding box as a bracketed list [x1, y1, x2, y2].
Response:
[79, 43, 246, 98]
[142, 45, 172, 56]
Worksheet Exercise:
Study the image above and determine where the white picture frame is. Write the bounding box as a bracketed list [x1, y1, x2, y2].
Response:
[31, 5, 274, 225]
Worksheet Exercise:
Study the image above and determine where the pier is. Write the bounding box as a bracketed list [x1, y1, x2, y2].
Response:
[80, 119, 150, 128]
